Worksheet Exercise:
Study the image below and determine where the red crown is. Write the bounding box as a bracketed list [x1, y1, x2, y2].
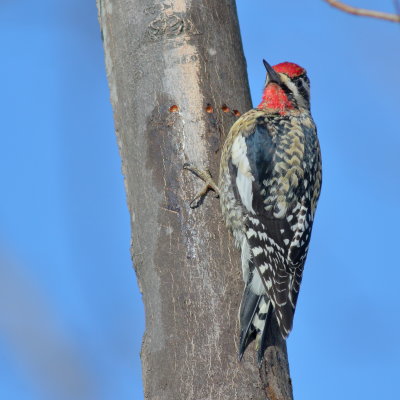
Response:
[273, 62, 305, 78]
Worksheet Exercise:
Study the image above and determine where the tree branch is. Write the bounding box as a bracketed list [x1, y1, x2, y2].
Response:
[323, 0, 400, 22]
[393, 0, 400, 17]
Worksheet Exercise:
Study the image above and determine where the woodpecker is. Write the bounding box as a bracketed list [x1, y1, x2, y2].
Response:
[184, 59, 322, 363]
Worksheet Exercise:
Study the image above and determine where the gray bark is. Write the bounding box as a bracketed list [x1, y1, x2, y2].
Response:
[97, 0, 293, 399]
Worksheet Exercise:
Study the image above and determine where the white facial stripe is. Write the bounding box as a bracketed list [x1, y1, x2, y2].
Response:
[298, 77, 310, 101]
[284, 79, 299, 97]
[278, 74, 310, 109]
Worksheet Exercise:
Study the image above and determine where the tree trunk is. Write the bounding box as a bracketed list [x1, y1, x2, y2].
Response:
[97, 0, 293, 399]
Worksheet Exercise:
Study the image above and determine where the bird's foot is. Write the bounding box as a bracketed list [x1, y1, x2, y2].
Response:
[183, 162, 220, 208]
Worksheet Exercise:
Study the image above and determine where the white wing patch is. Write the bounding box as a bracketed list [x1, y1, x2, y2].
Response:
[240, 237, 251, 283]
[231, 136, 255, 213]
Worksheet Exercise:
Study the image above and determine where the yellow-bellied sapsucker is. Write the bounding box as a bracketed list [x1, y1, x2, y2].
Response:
[185, 59, 322, 363]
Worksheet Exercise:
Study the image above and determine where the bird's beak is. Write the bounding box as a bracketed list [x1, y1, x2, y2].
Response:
[263, 59, 281, 85]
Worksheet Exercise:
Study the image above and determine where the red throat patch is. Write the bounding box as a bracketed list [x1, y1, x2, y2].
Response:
[273, 62, 305, 78]
[257, 83, 294, 115]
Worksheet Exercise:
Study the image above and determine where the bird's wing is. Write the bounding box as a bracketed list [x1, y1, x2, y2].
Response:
[230, 117, 311, 337]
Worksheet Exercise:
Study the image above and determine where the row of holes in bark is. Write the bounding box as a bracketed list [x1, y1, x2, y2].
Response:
[169, 104, 241, 117]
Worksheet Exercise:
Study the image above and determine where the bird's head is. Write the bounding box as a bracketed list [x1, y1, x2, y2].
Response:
[258, 59, 311, 114]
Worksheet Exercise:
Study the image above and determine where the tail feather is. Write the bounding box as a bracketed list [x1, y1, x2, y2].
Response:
[239, 283, 272, 362]
[255, 299, 272, 363]
[239, 284, 261, 360]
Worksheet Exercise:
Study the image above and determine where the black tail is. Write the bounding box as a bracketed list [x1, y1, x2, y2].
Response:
[239, 283, 272, 363]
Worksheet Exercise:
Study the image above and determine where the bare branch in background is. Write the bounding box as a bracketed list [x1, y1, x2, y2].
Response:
[393, 0, 400, 17]
[324, 0, 400, 22]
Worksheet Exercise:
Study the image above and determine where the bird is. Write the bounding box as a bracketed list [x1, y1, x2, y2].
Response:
[184, 59, 322, 363]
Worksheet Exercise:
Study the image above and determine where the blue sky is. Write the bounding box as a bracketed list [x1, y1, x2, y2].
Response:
[0, 1, 399, 399]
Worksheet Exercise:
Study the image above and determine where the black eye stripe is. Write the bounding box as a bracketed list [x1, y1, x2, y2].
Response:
[300, 87, 310, 104]
[286, 76, 310, 105]
[280, 75, 310, 106]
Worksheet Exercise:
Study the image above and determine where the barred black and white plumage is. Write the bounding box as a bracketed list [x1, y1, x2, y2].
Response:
[219, 60, 322, 362]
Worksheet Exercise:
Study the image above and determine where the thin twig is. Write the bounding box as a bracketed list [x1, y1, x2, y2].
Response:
[324, 0, 400, 23]
[393, 0, 400, 17]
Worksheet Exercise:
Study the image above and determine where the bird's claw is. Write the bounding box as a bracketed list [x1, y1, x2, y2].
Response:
[183, 162, 220, 208]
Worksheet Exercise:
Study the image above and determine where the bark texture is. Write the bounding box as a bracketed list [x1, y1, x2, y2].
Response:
[97, 0, 293, 399]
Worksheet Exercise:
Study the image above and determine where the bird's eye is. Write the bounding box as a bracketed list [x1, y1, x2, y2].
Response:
[295, 80, 303, 88]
